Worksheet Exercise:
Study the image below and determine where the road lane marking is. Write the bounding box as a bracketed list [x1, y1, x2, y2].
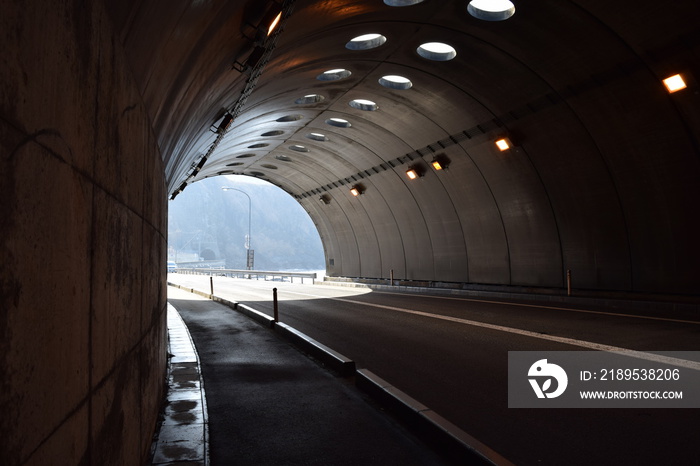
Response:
[284, 292, 700, 370]
[374, 291, 700, 325]
[171, 280, 700, 369]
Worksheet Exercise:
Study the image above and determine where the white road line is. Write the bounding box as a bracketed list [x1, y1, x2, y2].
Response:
[281, 290, 700, 370]
[375, 291, 700, 325]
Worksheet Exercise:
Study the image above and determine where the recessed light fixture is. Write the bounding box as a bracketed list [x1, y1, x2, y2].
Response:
[261, 130, 284, 137]
[306, 132, 329, 141]
[467, 0, 515, 21]
[350, 184, 364, 196]
[406, 168, 419, 180]
[326, 118, 352, 128]
[383, 0, 425, 6]
[349, 99, 379, 111]
[317, 69, 352, 81]
[379, 75, 413, 90]
[295, 94, 325, 104]
[495, 137, 513, 151]
[346, 33, 387, 50]
[319, 194, 332, 205]
[276, 114, 303, 122]
[663, 74, 687, 93]
[417, 42, 456, 61]
[289, 144, 309, 152]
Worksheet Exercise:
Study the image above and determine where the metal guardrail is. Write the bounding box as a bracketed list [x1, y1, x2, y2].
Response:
[176, 267, 317, 284]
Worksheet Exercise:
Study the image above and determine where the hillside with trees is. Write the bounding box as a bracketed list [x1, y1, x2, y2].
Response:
[168, 175, 325, 272]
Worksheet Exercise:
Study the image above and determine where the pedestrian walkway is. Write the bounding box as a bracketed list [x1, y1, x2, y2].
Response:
[154, 286, 456, 465]
[150, 301, 208, 465]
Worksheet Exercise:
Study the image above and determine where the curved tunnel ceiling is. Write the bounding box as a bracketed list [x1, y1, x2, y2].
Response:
[107, 0, 700, 294]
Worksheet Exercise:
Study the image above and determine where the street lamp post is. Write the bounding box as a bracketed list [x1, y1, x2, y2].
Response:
[221, 187, 253, 270]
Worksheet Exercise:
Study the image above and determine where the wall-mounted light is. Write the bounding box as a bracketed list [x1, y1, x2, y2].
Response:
[495, 137, 513, 151]
[265, 11, 282, 36]
[406, 163, 425, 180]
[663, 73, 687, 93]
[319, 194, 331, 204]
[350, 184, 364, 196]
[431, 154, 450, 171]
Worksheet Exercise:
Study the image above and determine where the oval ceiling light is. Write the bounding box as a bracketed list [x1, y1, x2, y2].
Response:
[248, 143, 269, 148]
[317, 68, 352, 81]
[417, 42, 457, 61]
[326, 118, 352, 128]
[306, 132, 329, 141]
[261, 164, 278, 170]
[236, 153, 256, 158]
[383, 0, 425, 5]
[346, 33, 387, 50]
[467, 0, 515, 21]
[349, 99, 379, 111]
[226, 162, 244, 167]
[276, 114, 303, 122]
[261, 130, 284, 137]
[275, 155, 293, 162]
[289, 144, 309, 152]
[379, 75, 413, 90]
[295, 94, 325, 104]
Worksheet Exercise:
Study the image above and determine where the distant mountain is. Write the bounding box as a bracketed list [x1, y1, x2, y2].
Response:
[168, 176, 325, 271]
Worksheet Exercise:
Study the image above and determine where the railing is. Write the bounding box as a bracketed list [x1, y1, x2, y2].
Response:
[176, 267, 317, 284]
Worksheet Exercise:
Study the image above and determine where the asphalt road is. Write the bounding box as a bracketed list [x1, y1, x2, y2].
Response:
[168, 274, 700, 466]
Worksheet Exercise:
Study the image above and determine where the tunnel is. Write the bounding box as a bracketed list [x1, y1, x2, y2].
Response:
[1, 0, 699, 464]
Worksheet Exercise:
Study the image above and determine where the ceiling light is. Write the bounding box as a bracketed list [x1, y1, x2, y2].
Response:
[663, 74, 687, 93]
[495, 137, 512, 151]
[417, 42, 456, 61]
[319, 194, 331, 205]
[306, 132, 328, 141]
[349, 99, 378, 111]
[431, 154, 450, 170]
[384, 0, 425, 5]
[346, 33, 387, 50]
[406, 164, 425, 180]
[379, 75, 413, 90]
[267, 11, 282, 36]
[350, 185, 364, 196]
[295, 94, 325, 104]
[326, 117, 352, 128]
[317, 69, 352, 81]
[467, 0, 515, 21]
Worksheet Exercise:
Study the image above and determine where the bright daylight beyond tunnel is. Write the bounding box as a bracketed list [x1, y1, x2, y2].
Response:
[168, 175, 325, 275]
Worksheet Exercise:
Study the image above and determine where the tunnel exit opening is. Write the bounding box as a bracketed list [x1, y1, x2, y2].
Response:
[168, 175, 326, 277]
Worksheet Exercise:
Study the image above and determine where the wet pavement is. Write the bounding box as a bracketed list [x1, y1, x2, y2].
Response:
[151, 286, 461, 465]
[150, 301, 208, 465]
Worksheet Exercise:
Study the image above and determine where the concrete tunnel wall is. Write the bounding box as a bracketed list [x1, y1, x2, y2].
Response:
[1, 1, 167, 465]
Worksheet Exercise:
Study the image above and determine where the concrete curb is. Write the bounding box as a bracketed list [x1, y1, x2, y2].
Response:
[273, 321, 356, 377]
[356, 369, 513, 466]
